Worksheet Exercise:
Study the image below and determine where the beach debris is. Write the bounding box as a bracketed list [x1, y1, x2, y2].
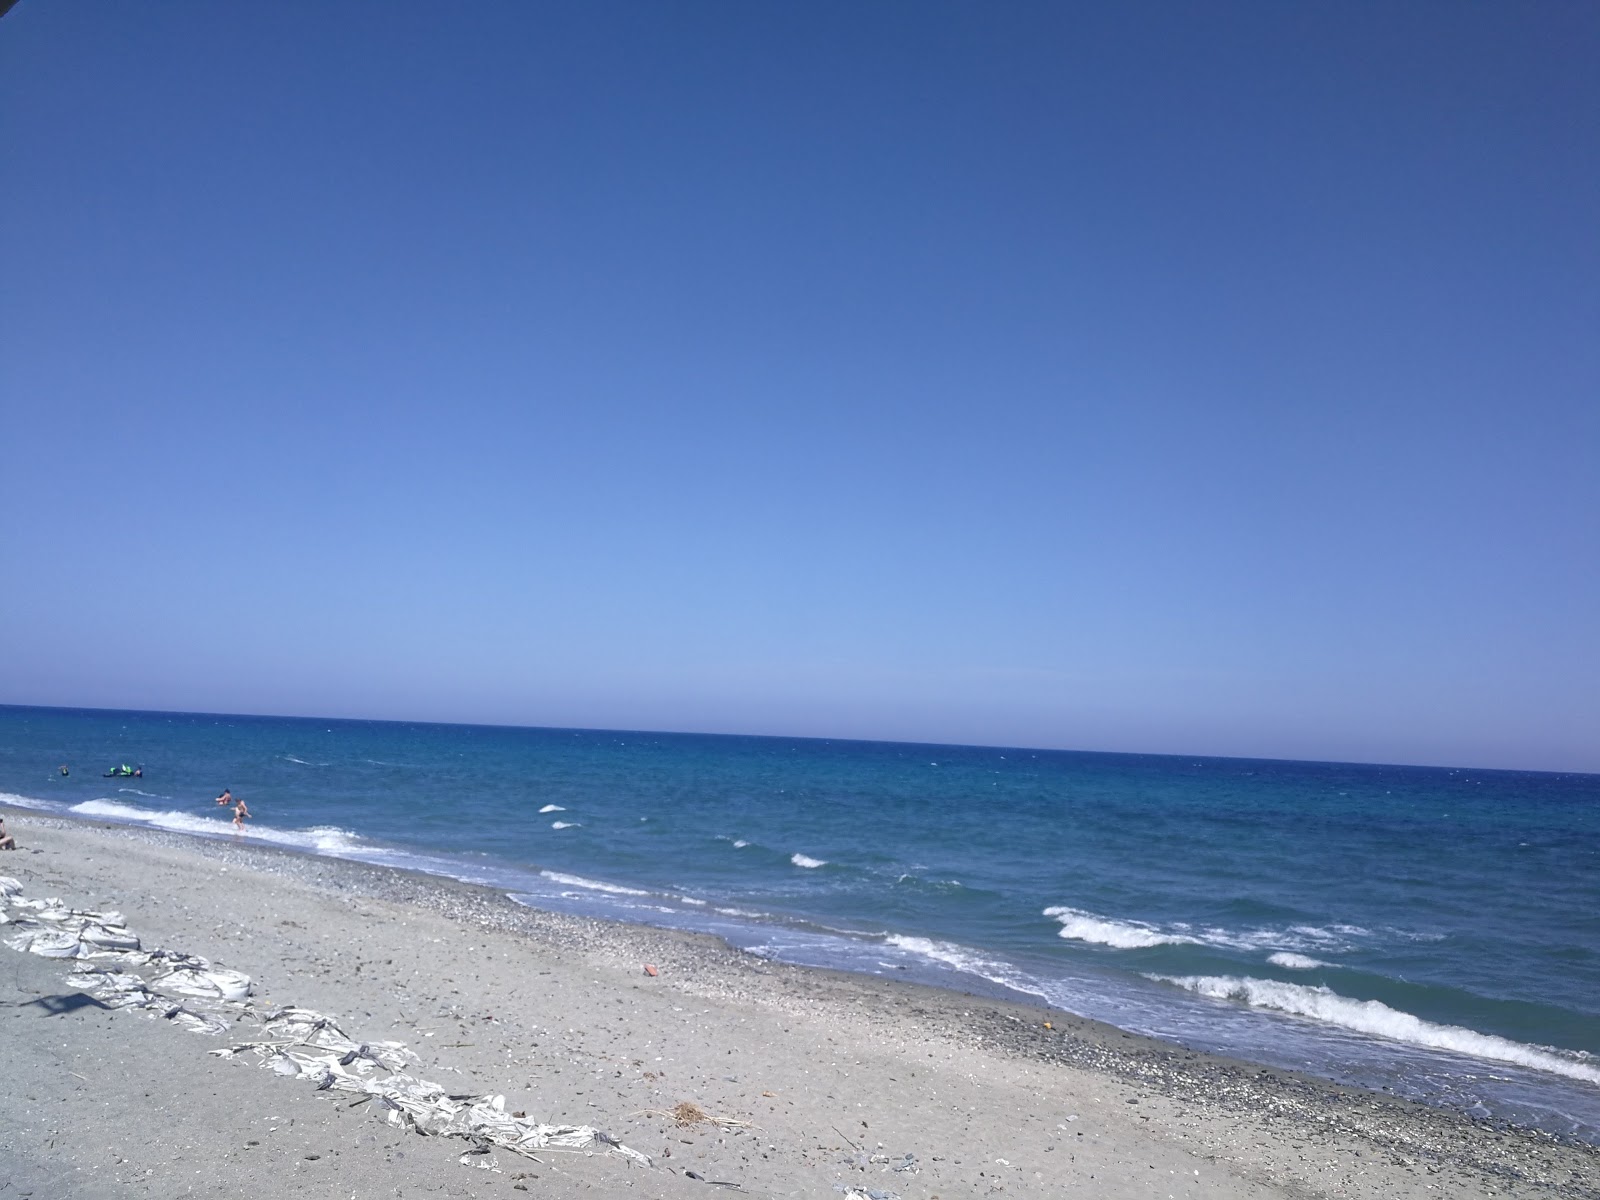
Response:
[459, 1144, 502, 1171]
[682, 1168, 744, 1187]
[211, 1013, 651, 1164]
[634, 1101, 751, 1131]
[0, 894, 247, 1035]
[0, 876, 653, 1174]
[0, 897, 146, 962]
[644, 963, 659, 976]
[158, 965, 252, 1002]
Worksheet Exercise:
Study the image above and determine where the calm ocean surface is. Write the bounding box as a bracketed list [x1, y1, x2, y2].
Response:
[2, 705, 1595, 1142]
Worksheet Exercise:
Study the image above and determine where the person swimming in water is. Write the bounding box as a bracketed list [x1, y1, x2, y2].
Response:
[215, 788, 232, 807]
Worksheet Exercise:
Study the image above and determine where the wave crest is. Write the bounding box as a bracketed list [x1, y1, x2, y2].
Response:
[1044, 906, 1191, 949]
[1269, 952, 1331, 970]
[1150, 973, 1600, 1085]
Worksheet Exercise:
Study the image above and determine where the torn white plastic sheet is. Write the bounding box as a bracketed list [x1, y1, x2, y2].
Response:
[1, 876, 653, 1171]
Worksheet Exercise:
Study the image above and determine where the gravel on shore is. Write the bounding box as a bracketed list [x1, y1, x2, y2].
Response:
[3, 812, 1597, 1199]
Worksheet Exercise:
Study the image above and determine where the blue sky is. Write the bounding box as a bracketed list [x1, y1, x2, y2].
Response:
[2, 2, 1596, 772]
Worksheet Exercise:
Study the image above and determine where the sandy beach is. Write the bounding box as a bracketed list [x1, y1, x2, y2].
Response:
[2, 813, 1595, 1199]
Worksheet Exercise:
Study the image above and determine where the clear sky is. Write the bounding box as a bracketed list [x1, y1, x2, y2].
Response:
[2, 3, 1596, 772]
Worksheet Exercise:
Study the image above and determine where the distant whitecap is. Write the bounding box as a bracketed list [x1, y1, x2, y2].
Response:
[1269, 952, 1331, 970]
[791, 853, 826, 869]
[539, 804, 565, 813]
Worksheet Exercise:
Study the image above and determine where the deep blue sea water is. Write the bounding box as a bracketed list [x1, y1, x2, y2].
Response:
[2, 705, 1596, 1143]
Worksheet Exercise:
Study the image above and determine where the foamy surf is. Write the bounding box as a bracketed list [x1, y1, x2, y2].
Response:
[1150, 974, 1600, 1086]
[539, 804, 565, 813]
[883, 934, 1048, 1000]
[791, 853, 826, 869]
[69, 800, 365, 855]
[0, 791, 61, 813]
[539, 871, 649, 897]
[1269, 952, 1332, 970]
[1044, 906, 1192, 949]
[1044, 906, 1377, 956]
[551, 820, 581, 829]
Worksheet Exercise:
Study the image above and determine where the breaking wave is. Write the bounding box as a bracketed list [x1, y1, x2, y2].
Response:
[1044, 906, 1379, 956]
[791, 853, 826, 869]
[1044, 906, 1191, 949]
[68, 799, 363, 855]
[1150, 974, 1600, 1086]
[0, 791, 58, 813]
[1270, 952, 1332, 970]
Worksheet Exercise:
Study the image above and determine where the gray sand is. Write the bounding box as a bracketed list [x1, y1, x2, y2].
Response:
[2, 814, 1596, 1199]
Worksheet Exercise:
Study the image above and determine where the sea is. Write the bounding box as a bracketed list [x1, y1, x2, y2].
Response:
[1, 704, 1595, 1144]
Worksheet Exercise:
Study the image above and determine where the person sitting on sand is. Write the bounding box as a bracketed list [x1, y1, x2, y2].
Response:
[232, 797, 251, 830]
[0, 816, 15, 851]
[215, 788, 232, 807]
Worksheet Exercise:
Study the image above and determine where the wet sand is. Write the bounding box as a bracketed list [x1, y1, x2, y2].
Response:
[2, 813, 1596, 1199]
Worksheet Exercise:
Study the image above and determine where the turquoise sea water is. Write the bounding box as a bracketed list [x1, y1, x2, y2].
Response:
[2, 704, 1596, 1142]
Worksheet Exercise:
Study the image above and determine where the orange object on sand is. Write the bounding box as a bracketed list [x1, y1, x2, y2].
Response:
[643, 963, 659, 977]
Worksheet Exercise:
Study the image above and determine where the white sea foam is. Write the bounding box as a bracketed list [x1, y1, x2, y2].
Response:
[539, 871, 649, 896]
[551, 820, 581, 830]
[1269, 952, 1331, 970]
[733, 840, 750, 849]
[1044, 906, 1379, 956]
[0, 791, 57, 813]
[791, 853, 826, 869]
[1150, 974, 1600, 1086]
[539, 804, 565, 813]
[1044, 906, 1194, 949]
[884, 935, 1048, 1000]
[885, 934, 989, 974]
[116, 788, 164, 799]
[69, 800, 363, 855]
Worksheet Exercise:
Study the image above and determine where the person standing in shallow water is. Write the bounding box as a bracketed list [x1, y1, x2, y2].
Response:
[231, 796, 250, 831]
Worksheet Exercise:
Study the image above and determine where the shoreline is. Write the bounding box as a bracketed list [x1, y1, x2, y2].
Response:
[3, 810, 1597, 1198]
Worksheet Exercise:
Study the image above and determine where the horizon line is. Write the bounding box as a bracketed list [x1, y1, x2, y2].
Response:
[1, 701, 1592, 781]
